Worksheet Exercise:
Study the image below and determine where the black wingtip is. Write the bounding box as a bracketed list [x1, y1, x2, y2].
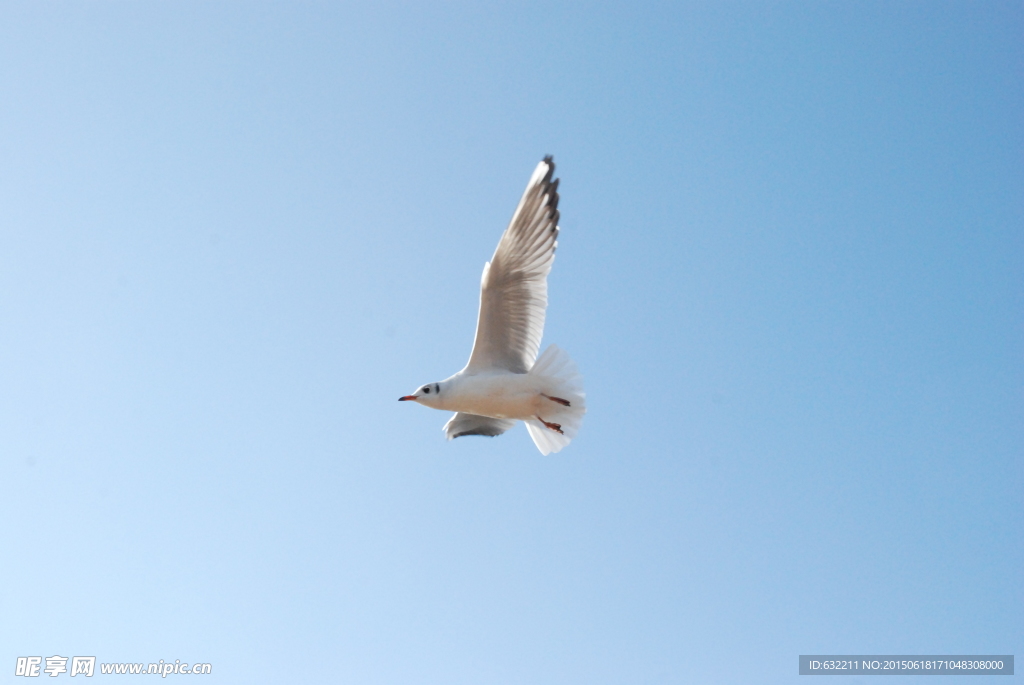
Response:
[547, 178, 560, 213]
[452, 431, 499, 439]
[540, 158, 559, 205]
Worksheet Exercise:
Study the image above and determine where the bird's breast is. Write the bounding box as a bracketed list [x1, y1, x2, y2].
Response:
[446, 373, 540, 420]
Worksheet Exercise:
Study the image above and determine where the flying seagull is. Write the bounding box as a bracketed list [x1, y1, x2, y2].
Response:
[399, 156, 585, 455]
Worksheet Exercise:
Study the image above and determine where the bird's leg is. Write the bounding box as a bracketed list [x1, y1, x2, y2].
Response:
[536, 416, 564, 434]
[541, 394, 571, 407]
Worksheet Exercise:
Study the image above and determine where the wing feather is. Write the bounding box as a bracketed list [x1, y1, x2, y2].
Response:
[465, 157, 560, 373]
[444, 413, 516, 440]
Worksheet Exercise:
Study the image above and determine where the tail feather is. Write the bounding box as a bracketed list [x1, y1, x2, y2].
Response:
[526, 344, 586, 455]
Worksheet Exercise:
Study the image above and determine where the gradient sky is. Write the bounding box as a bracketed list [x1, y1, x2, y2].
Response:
[2, 2, 1021, 683]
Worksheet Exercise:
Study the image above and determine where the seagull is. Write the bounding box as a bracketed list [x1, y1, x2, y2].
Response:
[399, 156, 585, 455]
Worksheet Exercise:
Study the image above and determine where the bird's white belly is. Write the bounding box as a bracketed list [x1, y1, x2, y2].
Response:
[447, 373, 544, 420]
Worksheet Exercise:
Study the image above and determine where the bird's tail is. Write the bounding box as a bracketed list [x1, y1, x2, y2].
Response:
[525, 344, 586, 455]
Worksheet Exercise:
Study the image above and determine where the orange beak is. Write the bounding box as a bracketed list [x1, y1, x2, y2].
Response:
[398, 395, 417, 401]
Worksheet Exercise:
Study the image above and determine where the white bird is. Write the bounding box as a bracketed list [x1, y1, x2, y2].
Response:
[399, 156, 585, 455]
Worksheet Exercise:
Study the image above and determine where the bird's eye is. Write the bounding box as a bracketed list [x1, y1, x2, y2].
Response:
[423, 387, 430, 394]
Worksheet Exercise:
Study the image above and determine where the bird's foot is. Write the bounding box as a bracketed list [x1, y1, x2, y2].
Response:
[542, 394, 571, 407]
[536, 416, 563, 434]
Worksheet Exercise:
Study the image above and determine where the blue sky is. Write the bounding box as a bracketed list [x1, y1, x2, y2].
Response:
[1, 2, 1021, 683]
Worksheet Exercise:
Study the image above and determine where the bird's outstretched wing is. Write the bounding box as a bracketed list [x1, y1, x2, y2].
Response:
[444, 412, 516, 440]
[464, 157, 560, 374]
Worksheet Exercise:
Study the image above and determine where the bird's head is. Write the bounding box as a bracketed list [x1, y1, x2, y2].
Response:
[399, 381, 443, 407]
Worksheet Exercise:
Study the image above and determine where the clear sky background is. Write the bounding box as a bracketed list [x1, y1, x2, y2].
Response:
[1, 2, 1021, 683]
